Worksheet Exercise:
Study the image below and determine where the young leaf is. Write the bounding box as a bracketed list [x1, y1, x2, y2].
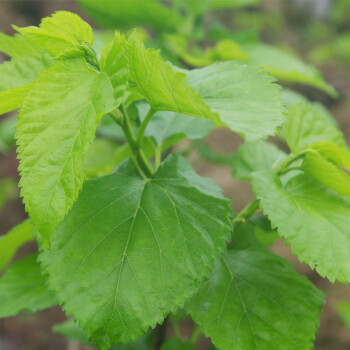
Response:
[283, 103, 347, 153]
[0, 32, 44, 58]
[232, 140, 286, 180]
[302, 142, 350, 198]
[0, 86, 29, 115]
[78, 0, 184, 32]
[100, 34, 129, 108]
[137, 101, 213, 146]
[122, 32, 219, 123]
[252, 171, 350, 283]
[247, 44, 337, 97]
[41, 153, 231, 348]
[282, 89, 338, 127]
[185, 61, 286, 140]
[0, 52, 54, 91]
[186, 227, 324, 350]
[16, 57, 115, 247]
[0, 254, 56, 317]
[0, 219, 34, 271]
[14, 11, 93, 56]
[0, 52, 54, 114]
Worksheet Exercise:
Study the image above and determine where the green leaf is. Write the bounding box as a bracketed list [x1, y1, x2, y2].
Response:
[78, 0, 184, 32]
[249, 216, 280, 246]
[0, 53, 53, 91]
[232, 140, 286, 180]
[16, 57, 115, 247]
[122, 32, 219, 123]
[336, 301, 350, 329]
[100, 34, 129, 108]
[14, 11, 93, 56]
[185, 61, 286, 140]
[173, 0, 258, 15]
[0, 32, 46, 58]
[282, 89, 338, 127]
[193, 140, 234, 165]
[137, 101, 213, 146]
[187, 227, 324, 350]
[41, 153, 231, 348]
[0, 254, 57, 317]
[283, 103, 347, 153]
[301, 141, 350, 198]
[252, 171, 350, 283]
[0, 86, 29, 115]
[160, 338, 193, 350]
[53, 319, 154, 349]
[0, 52, 54, 115]
[84, 138, 120, 179]
[246, 44, 337, 97]
[0, 116, 17, 153]
[0, 219, 34, 271]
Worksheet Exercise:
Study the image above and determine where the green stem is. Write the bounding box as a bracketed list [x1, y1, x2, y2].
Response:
[137, 107, 155, 147]
[275, 151, 308, 176]
[277, 166, 302, 176]
[189, 325, 202, 346]
[155, 142, 162, 171]
[118, 108, 154, 177]
[232, 198, 260, 230]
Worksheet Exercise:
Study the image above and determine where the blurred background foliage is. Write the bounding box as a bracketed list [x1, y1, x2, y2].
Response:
[0, 0, 350, 349]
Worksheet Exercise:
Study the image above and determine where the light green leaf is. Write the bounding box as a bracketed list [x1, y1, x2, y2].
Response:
[14, 11, 93, 56]
[53, 319, 154, 349]
[0, 32, 46, 58]
[122, 32, 219, 123]
[0, 254, 57, 317]
[16, 57, 115, 247]
[301, 141, 350, 198]
[185, 61, 286, 140]
[282, 89, 338, 127]
[78, 0, 184, 32]
[246, 44, 337, 97]
[283, 103, 347, 153]
[0, 219, 34, 271]
[252, 171, 350, 283]
[137, 101, 213, 145]
[0, 52, 53, 91]
[100, 34, 129, 108]
[187, 227, 324, 350]
[232, 140, 286, 180]
[41, 153, 231, 348]
[193, 140, 234, 165]
[0, 86, 29, 115]
[173, 0, 258, 15]
[160, 338, 193, 350]
[84, 138, 120, 179]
